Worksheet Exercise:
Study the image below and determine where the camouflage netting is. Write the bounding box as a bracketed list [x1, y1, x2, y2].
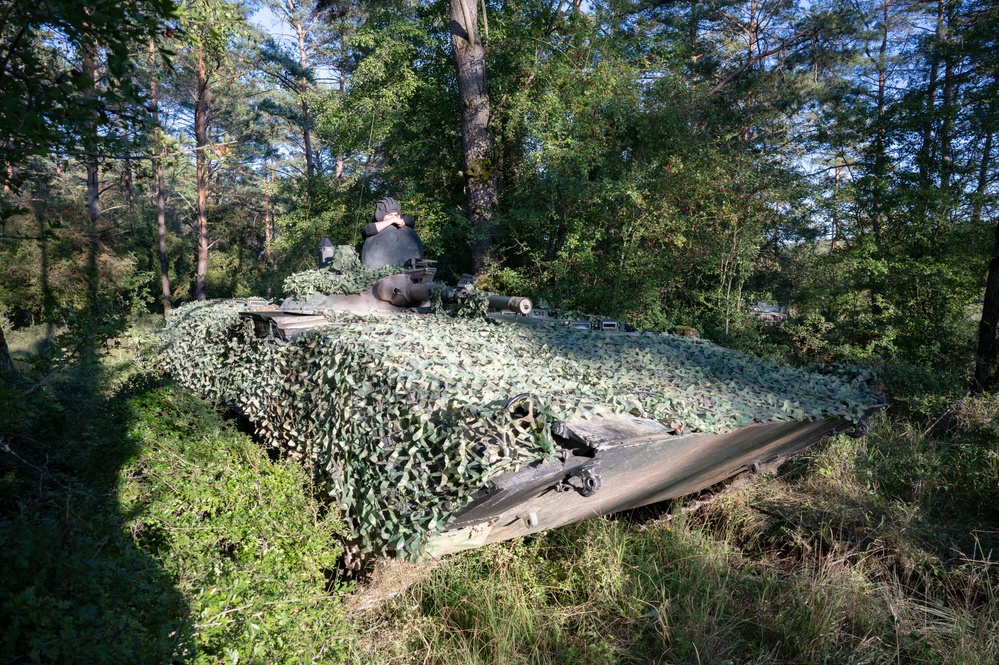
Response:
[159, 298, 879, 558]
[282, 245, 400, 298]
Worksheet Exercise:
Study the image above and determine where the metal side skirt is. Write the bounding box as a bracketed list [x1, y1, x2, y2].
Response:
[432, 417, 841, 549]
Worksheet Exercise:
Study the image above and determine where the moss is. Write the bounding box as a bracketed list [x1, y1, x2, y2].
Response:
[466, 157, 493, 183]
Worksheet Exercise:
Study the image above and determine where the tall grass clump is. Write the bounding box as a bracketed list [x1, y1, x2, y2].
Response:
[356, 520, 642, 664]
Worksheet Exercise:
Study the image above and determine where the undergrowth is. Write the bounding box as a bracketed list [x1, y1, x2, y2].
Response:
[0, 328, 351, 663]
[358, 409, 999, 665]
[4, 319, 999, 664]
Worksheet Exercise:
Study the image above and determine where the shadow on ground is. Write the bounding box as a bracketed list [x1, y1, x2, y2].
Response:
[0, 360, 192, 663]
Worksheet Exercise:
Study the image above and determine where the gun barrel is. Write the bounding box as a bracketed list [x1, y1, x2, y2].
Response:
[409, 282, 435, 303]
[488, 295, 533, 315]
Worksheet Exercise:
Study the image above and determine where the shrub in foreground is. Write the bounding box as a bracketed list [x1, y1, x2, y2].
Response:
[1, 339, 352, 663]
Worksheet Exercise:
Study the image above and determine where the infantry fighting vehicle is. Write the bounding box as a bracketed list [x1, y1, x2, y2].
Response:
[160, 241, 882, 560]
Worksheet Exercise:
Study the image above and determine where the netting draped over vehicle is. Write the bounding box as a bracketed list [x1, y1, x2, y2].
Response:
[159, 298, 877, 557]
[282, 246, 401, 299]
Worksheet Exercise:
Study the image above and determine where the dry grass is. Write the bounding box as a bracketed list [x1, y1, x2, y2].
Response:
[354, 413, 999, 665]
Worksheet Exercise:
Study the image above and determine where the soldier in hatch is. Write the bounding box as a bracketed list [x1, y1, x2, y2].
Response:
[360, 197, 424, 269]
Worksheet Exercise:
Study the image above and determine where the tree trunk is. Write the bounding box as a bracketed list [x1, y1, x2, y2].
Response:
[449, 0, 498, 274]
[971, 33, 999, 392]
[871, 0, 889, 248]
[3, 139, 19, 198]
[0, 326, 12, 375]
[123, 133, 134, 211]
[194, 49, 210, 301]
[264, 156, 274, 265]
[973, 132, 993, 224]
[82, 39, 101, 333]
[295, 21, 315, 177]
[918, 0, 943, 196]
[939, 1, 956, 197]
[689, 0, 698, 55]
[867, 0, 891, 317]
[336, 71, 346, 178]
[976, 216, 999, 390]
[37, 215, 54, 341]
[150, 39, 171, 315]
[831, 165, 841, 251]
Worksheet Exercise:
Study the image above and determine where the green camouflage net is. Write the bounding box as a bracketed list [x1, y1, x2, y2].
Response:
[282, 246, 400, 298]
[160, 301, 878, 557]
[429, 286, 491, 318]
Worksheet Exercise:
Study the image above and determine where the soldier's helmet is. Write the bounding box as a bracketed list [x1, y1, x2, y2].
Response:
[374, 197, 401, 222]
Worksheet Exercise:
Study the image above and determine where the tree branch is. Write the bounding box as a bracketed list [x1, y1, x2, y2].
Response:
[706, 28, 820, 97]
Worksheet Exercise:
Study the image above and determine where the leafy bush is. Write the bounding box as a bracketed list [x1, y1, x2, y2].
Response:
[1, 334, 351, 663]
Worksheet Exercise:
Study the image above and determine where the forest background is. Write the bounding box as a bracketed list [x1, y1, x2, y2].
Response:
[2, 0, 998, 378]
[3, 0, 999, 663]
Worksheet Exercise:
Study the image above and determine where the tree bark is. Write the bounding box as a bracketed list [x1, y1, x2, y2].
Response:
[976, 213, 999, 390]
[871, 0, 889, 248]
[264, 155, 274, 265]
[336, 71, 346, 177]
[918, 0, 943, 196]
[2, 152, 10, 195]
[150, 38, 171, 315]
[831, 165, 841, 251]
[0, 326, 12, 376]
[123, 127, 134, 211]
[865, 0, 891, 317]
[975, 80, 999, 390]
[82, 38, 101, 327]
[295, 17, 315, 177]
[939, 1, 956, 197]
[194, 48, 210, 301]
[973, 131, 993, 224]
[449, 0, 498, 274]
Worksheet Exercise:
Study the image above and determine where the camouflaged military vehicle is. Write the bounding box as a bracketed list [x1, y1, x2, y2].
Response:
[160, 243, 882, 560]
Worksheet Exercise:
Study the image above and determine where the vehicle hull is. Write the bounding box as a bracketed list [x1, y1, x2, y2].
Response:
[426, 416, 846, 556]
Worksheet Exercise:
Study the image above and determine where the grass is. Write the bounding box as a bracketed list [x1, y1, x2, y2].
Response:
[356, 412, 999, 665]
[1, 325, 352, 663]
[4, 320, 999, 664]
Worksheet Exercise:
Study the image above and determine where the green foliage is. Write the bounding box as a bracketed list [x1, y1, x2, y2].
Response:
[861, 398, 999, 520]
[271, 178, 357, 274]
[160, 299, 878, 556]
[177, 0, 248, 56]
[0, 0, 177, 189]
[125, 385, 351, 663]
[0, 331, 351, 663]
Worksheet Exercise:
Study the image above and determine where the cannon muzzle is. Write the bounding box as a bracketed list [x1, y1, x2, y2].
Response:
[488, 295, 533, 315]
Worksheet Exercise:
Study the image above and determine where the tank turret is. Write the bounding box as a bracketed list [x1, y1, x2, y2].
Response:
[245, 239, 534, 340]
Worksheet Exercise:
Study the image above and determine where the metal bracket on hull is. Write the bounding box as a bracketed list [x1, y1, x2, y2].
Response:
[553, 465, 603, 497]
